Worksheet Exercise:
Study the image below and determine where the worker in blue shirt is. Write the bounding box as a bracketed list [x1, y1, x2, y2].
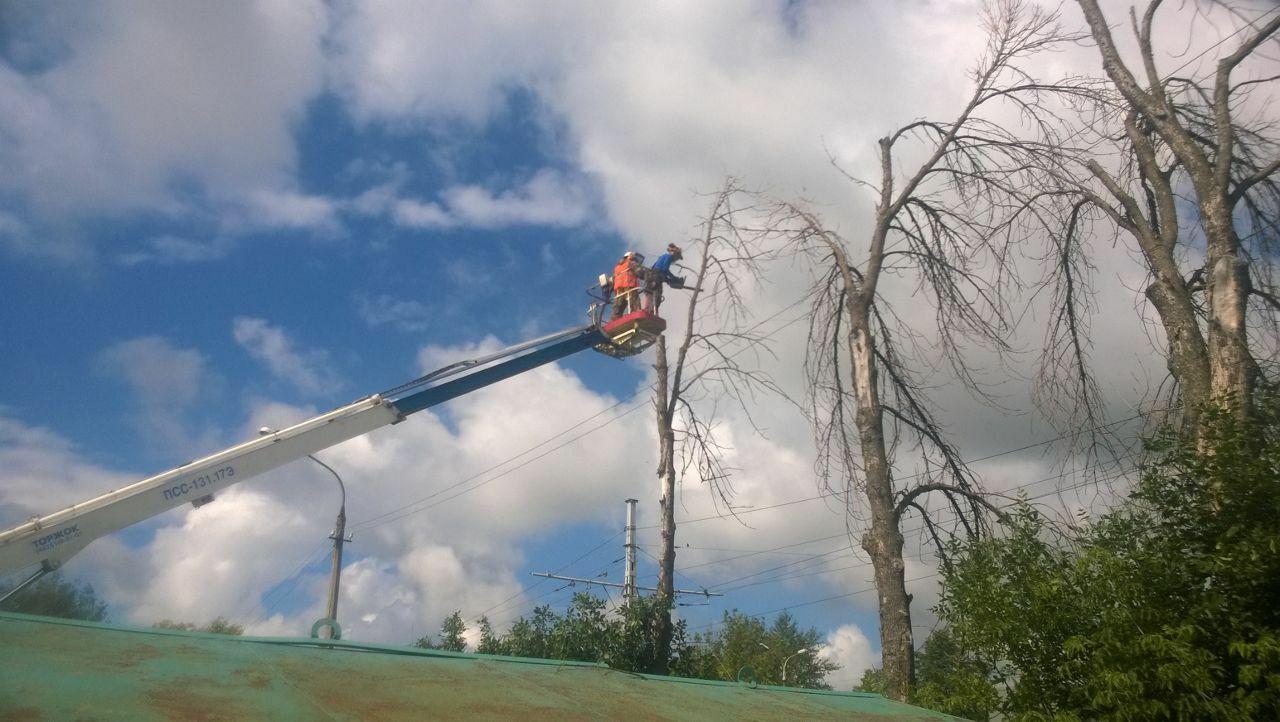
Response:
[652, 243, 685, 288]
[648, 243, 686, 312]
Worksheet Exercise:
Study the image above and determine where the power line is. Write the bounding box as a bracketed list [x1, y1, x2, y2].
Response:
[634, 544, 716, 597]
[347, 298, 812, 534]
[348, 401, 652, 532]
[677, 532, 851, 572]
[466, 410, 1149, 631]
[349, 397, 641, 531]
[690, 573, 940, 634]
[1042, 2, 1280, 161]
[479, 529, 624, 620]
[711, 460, 1138, 595]
[487, 555, 628, 629]
[485, 459, 1125, 627]
[240, 540, 330, 629]
[655, 449, 1142, 608]
[654, 444, 1138, 583]
[636, 409, 1156, 533]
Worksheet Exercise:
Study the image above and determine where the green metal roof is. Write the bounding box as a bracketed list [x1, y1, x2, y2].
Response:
[0, 612, 959, 720]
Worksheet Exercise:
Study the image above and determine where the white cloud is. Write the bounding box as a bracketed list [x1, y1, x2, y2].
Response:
[126, 487, 321, 625]
[350, 181, 404, 217]
[442, 169, 593, 228]
[0, 416, 138, 528]
[98, 337, 204, 408]
[117, 234, 235, 266]
[356, 294, 433, 333]
[242, 189, 341, 233]
[0, 0, 330, 253]
[232, 317, 340, 397]
[392, 198, 455, 229]
[387, 169, 594, 230]
[96, 336, 217, 453]
[820, 623, 878, 692]
[328, 0, 573, 125]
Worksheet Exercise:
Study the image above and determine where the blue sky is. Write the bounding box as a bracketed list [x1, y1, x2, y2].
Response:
[1, 0, 1257, 688]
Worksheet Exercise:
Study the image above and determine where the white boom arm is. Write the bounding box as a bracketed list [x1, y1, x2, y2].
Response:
[0, 395, 400, 578]
[0, 322, 610, 586]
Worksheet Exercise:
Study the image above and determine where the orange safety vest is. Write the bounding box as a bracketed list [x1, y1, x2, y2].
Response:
[613, 259, 638, 290]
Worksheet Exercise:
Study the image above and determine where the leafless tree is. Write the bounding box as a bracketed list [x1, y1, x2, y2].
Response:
[757, 1, 1081, 701]
[1041, 0, 1280, 436]
[648, 180, 780, 673]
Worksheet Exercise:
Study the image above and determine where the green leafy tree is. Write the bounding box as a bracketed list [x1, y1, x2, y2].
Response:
[547, 593, 611, 661]
[937, 401, 1280, 719]
[152, 617, 244, 635]
[682, 611, 838, 688]
[910, 628, 998, 721]
[475, 615, 502, 655]
[0, 573, 107, 621]
[490, 593, 689, 671]
[446, 596, 834, 686]
[414, 610, 468, 651]
[609, 594, 683, 673]
[500, 603, 558, 659]
[855, 667, 884, 694]
[857, 630, 997, 719]
[445, 594, 691, 674]
[437, 611, 467, 652]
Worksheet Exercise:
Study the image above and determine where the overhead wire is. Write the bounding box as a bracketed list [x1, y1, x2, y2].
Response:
[694, 455, 1144, 626]
[712, 459, 1139, 595]
[685, 459, 1143, 634]
[467, 409, 1152, 628]
[238, 540, 331, 629]
[347, 296, 813, 535]
[634, 544, 715, 597]
[513, 450, 1138, 623]
[676, 440, 1145, 587]
[635, 409, 1156, 533]
[690, 573, 940, 634]
[478, 529, 624, 621]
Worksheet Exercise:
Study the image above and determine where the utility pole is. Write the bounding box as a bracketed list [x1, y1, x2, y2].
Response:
[624, 498, 637, 603]
[321, 461, 348, 636]
[534, 499, 720, 601]
[261, 427, 350, 639]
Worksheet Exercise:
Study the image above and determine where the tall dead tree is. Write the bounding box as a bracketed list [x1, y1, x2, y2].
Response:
[1043, 0, 1280, 434]
[768, 1, 1079, 701]
[649, 181, 777, 673]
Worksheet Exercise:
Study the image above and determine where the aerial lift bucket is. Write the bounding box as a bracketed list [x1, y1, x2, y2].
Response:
[595, 310, 666, 358]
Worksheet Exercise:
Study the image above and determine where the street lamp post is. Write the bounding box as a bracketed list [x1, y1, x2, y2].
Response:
[310, 454, 348, 638]
[260, 428, 349, 639]
[783, 646, 817, 686]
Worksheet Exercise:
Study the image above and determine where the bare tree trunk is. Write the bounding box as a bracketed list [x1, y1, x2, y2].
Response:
[1073, 0, 1277, 426]
[769, 2, 1079, 701]
[646, 180, 774, 674]
[850, 302, 916, 700]
[652, 332, 678, 674]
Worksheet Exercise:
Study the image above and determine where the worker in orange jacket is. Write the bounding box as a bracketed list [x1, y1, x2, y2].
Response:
[610, 251, 644, 320]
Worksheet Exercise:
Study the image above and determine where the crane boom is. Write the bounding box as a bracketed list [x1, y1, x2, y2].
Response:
[0, 323, 607, 582]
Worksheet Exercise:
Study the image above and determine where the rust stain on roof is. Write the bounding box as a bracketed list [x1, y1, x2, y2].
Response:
[0, 612, 958, 721]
